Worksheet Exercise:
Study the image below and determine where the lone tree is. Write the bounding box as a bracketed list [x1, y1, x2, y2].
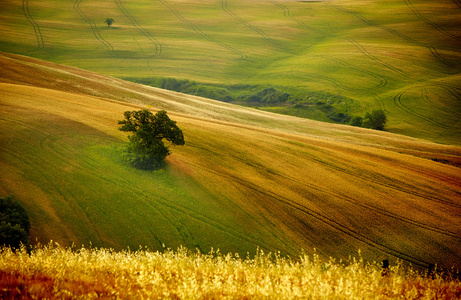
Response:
[118, 110, 185, 170]
[105, 18, 115, 28]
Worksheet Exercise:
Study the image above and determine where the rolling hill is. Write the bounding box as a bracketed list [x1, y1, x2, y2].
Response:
[0, 0, 460, 144]
[1, 52, 460, 270]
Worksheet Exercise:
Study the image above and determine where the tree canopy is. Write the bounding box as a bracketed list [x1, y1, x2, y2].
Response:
[105, 18, 114, 28]
[0, 195, 30, 250]
[118, 110, 185, 170]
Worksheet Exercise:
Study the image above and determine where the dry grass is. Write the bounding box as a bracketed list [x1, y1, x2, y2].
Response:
[1, 244, 460, 299]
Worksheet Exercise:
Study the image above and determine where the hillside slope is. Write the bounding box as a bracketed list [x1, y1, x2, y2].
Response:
[0, 0, 460, 143]
[1, 53, 461, 269]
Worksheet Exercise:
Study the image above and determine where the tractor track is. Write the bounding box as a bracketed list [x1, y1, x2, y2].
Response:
[1, 112, 275, 253]
[0, 122, 106, 247]
[73, 0, 116, 57]
[280, 171, 461, 240]
[222, 0, 291, 53]
[190, 160, 434, 268]
[454, 0, 461, 9]
[394, 91, 451, 130]
[272, 1, 417, 81]
[22, 0, 44, 50]
[346, 39, 418, 81]
[158, 0, 247, 60]
[404, 0, 461, 42]
[179, 140, 456, 268]
[310, 147, 461, 209]
[327, 56, 388, 90]
[326, 2, 457, 69]
[271, 1, 324, 36]
[115, 0, 162, 57]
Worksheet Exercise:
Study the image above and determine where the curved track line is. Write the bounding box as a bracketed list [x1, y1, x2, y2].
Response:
[272, 1, 324, 35]
[326, 2, 457, 69]
[2, 114, 276, 253]
[283, 172, 461, 240]
[404, 0, 461, 41]
[0, 135, 106, 247]
[115, 0, 162, 56]
[220, 167, 432, 267]
[327, 56, 388, 89]
[394, 91, 451, 131]
[222, 0, 291, 53]
[183, 155, 437, 268]
[158, 0, 247, 59]
[312, 148, 460, 209]
[22, 0, 44, 50]
[346, 39, 418, 80]
[73, 0, 116, 57]
[272, 1, 417, 80]
[454, 0, 461, 9]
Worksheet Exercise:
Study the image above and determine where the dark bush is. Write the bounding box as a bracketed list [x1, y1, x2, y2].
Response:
[0, 195, 30, 249]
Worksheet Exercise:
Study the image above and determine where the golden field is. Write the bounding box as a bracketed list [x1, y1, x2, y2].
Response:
[1, 52, 460, 271]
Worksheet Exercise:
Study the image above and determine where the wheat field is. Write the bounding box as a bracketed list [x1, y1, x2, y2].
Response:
[1, 243, 460, 299]
[1, 52, 461, 270]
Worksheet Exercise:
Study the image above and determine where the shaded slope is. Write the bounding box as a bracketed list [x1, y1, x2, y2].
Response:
[1, 53, 460, 269]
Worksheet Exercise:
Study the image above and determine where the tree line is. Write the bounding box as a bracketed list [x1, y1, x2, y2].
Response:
[124, 77, 387, 130]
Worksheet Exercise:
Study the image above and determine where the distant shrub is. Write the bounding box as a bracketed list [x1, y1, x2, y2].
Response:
[349, 115, 363, 127]
[362, 109, 387, 130]
[0, 195, 30, 250]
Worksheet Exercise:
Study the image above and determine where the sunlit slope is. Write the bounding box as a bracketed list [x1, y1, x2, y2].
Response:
[1, 53, 461, 269]
[0, 0, 460, 144]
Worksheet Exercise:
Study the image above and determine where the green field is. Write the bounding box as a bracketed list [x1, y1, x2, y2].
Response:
[0, 0, 460, 143]
[1, 53, 461, 271]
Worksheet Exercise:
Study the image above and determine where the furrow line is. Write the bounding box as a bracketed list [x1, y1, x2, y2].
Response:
[393, 91, 451, 130]
[180, 157, 307, 255]
[272, 1, 417, 80]
[77, 151, 276, 252]
[454, 0, 461, 9]
[326, 56, 388, 89]
[182, 157, 431, 267]
[347, 39, 418, 80]
[22, 0, 44, 50]
[284, 173, 461, 240]
[223, 168, 432, 267]
[222, 0, 291, 53]
[115, 0, 162, 56]
[158, 0, 247, 59]
[73, 0, 116, 57]
[0, 141, 106, 247]
[326, 2, 457, 69]
[404, 0, 461, 41]
[303, 148, 460, 208]
[271, 1, 324, 36]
